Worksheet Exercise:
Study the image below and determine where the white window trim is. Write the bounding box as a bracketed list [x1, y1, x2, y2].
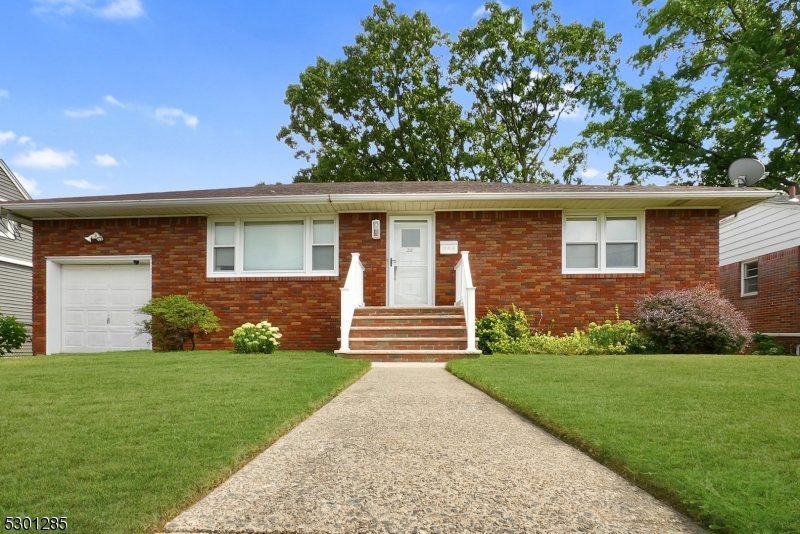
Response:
[562, 211, 646, 274]
[207, 216, 338, 277]
[741, 259, 758, 296]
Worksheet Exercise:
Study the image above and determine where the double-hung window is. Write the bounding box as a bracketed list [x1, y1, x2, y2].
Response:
[563, 212, 644, 273]
[209, 216, 338, 276]
[741, 260, 758, 296]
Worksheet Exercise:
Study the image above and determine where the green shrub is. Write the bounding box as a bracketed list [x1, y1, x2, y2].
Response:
[635, 285, 751, 354]
[230, 321, 282, 354]
[477, 305, 652, 355]
[0, 312, 29, 356]
[475, 305, 531, 354]
[138, 295, 222, 351]
[750, 333, 786, 355]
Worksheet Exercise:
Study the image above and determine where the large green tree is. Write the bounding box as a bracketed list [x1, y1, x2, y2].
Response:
[451, 1, 620, 183]
[278, 1, 620, 183]
[582, 0, 799, 187]
[277, 1, 471, 182]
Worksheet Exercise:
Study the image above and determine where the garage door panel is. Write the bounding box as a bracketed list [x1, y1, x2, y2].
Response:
[63, 331, 84, 348]
[63, 289, 86, 305]
[63, 311, 85, 326]
[110, 311, 133, 325]
[61, 263, 151, 353]
[110, 289, 134, 305]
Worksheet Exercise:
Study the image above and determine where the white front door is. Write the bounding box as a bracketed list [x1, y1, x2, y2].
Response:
[389, 217, 433, 306]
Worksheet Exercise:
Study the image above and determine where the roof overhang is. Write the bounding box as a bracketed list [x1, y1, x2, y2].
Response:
[0, 188, 779, 220]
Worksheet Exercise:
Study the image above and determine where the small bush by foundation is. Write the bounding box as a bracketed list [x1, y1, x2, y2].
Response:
[230, 321, 282, 354]
[139, 295, 222, 351]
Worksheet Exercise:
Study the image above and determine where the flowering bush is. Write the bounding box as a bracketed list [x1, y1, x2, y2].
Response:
[635, 285, 751, 354]
[230, 321, 282, 354]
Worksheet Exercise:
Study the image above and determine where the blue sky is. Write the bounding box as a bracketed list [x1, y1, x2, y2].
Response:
[0, 0, 649, 199]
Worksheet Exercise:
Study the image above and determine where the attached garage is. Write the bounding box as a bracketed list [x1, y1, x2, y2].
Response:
[46, 257, 152, 354]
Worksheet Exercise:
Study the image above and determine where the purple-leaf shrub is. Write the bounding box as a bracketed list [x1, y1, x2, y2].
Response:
[635, 285, 751, 354]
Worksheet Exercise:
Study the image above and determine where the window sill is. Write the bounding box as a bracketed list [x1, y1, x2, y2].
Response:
[207, 273, 339, 282]
[740, 292, 758, 298]
[562, 271, 647, 278]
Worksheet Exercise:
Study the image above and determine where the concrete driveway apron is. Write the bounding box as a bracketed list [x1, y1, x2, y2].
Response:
[162, 362, 706, 534]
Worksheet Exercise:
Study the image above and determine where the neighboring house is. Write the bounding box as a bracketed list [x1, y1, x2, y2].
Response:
[720, 195, 800, 352]
[1, 182, 773, 360]
[0, 159, 33, 355]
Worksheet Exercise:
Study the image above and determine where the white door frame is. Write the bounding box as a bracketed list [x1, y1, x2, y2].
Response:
[45, 255, 152, 355]
[386, 214, 435, 306]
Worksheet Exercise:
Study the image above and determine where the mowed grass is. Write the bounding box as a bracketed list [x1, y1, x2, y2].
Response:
[0, 350, 369, 534]
[447, 354, 800, 534]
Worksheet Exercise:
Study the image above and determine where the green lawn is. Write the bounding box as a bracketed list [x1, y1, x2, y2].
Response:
[447, 354, 800, 534]
[0, 351, 369, 534]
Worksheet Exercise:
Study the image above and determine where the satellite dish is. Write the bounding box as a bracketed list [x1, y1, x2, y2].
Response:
[728, 158, 766, 187]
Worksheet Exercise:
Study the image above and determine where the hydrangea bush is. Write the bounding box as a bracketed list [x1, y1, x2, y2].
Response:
[230, 321, 282, 354]
[635, 285, 751, 354]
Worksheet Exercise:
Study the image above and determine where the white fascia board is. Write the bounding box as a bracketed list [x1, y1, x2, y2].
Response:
[1, 189, 778, 218]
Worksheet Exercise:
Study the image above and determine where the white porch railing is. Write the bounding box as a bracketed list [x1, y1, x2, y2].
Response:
[454, 251, 477, 351]
[339, 253, 365, 351]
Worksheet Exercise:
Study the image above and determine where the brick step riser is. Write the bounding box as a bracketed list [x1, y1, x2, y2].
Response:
[349, 328, 465, 337]
[355, 308, 463, 317]
[338, 353, 479, 362]
[352, 319, 465, 328]
[349, 341, 466, 351]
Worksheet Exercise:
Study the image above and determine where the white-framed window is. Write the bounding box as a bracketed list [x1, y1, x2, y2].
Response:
[207, 216, 338, 277]
[562, 212, 645, 273]
[741, 260, 758, 296]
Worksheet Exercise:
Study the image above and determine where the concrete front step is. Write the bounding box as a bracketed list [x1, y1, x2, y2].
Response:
[334, 349, 483, 363]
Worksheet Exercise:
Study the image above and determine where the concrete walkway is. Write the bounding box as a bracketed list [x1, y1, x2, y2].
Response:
[161, 363, 706, 534]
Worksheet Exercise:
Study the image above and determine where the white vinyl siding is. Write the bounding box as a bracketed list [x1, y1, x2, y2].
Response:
[207, 216, 338, 277]
[563, 212, 645, 273]
[741, 260, 758, 296]
[720, 199, 800, 266]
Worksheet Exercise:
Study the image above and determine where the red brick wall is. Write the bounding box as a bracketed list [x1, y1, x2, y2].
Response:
[434, 209, 719, 334]
[32, 213, 387, 353]
[720, 247, 800, 341]
[32, 209, 719, 352]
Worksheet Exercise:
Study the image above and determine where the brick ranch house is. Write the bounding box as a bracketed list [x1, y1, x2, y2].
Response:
[720, 195, 800, 352]
[0, 182, 774, 361]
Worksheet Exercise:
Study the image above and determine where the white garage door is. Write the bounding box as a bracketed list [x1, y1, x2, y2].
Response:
[61, 263, 152, 353]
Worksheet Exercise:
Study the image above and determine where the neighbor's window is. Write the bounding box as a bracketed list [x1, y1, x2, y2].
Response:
[563, 213, 644, 272]
[742, 260, 758, 296]
[209, 217, 337, 276]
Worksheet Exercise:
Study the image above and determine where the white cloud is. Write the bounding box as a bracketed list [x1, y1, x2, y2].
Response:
[13, 172, 42, 196]
[64, 179, 105, 190]
[0, 131, 16, 144]
[104, 94, 124, 107]
[64, 105, 106, 118]
[0, 89, 8, 98]
[95, 0, 143, 19]
[33, 0, 144, 19]
[14, 148, 78, 169]
[18, 136, 33, 146]
[93, 154, 118, 166]
[580, 168, 601, 179]
[155, 107, 199, 128]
